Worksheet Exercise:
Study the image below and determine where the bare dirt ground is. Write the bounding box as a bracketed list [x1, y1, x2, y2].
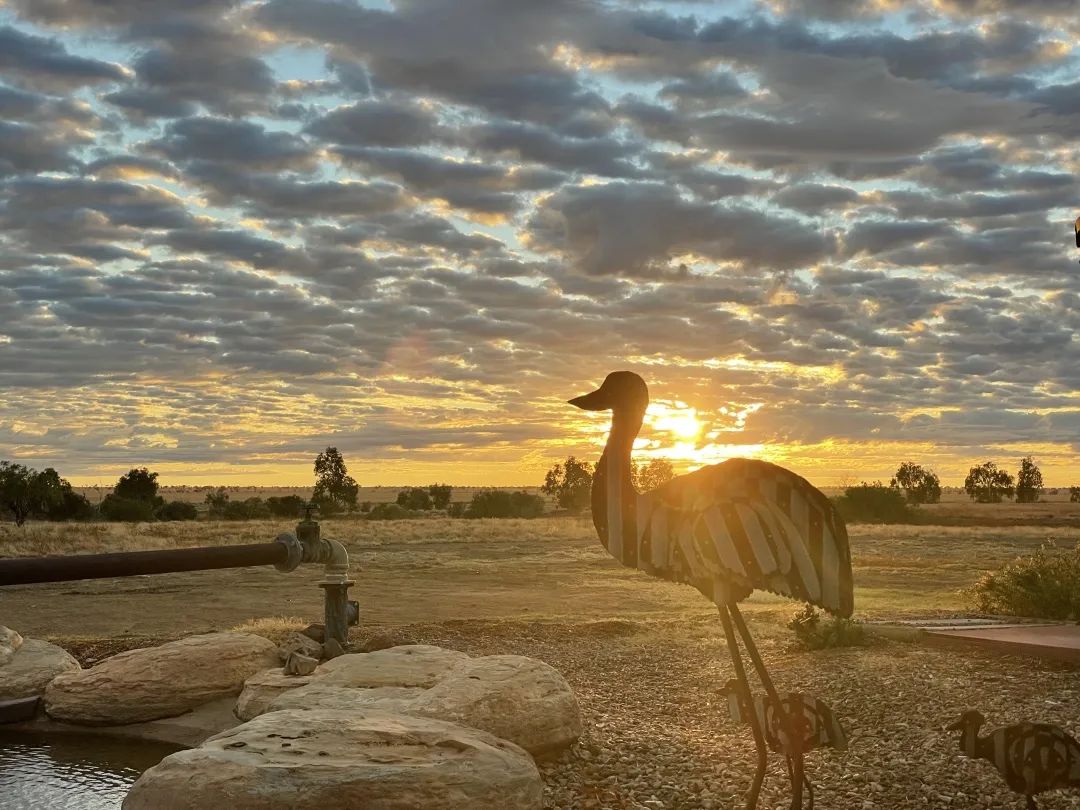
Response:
[2, 517, 1079, 808]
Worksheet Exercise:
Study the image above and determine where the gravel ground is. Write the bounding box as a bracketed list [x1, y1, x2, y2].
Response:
[403, 614, 1080, 810]
[59, 613, 1080, 809]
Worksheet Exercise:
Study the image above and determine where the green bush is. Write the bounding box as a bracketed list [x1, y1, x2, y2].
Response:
[99, 495, 156, 523]
[831, 482, 910, 524]
[968, 543, 1080, 620]
[157, 500, 198, 521]
[787, 604, 868, 649]
[464, 490, 545, 519]
[220, 498, 270, 520]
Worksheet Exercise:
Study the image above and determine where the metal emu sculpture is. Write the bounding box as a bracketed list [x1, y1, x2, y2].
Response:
[722, 679, 848, 810]
[569, 371, 853, 810]
[949, 710, 1080, 809]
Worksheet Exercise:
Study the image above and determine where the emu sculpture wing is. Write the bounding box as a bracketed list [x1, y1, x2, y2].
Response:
[635, 458, 853, 616]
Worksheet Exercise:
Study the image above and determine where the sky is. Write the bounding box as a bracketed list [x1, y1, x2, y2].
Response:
[0, 0, 1078, 488]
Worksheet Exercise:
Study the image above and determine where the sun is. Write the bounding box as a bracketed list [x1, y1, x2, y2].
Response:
[649, 403, 702, 442]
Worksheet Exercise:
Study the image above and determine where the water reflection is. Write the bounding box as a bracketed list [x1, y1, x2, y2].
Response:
[0, 730, 180, 809]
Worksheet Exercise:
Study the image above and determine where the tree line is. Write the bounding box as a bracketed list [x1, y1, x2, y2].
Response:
[3, 449, 1075, 527]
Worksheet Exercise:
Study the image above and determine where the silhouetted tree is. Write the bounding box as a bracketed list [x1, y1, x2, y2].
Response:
[1015, 456, 1044, 504]
[964, 461, 1014, 503]
[1070, 486, 1080, 503]
[632, 458, 675, 492]
[541, 456, 593, 513]
[313, 447, 359, 514]
[428, 483, 453, 510]
[114, 467, 162, 505]
[890, 462, 942, 505]
[0, 462, 90, 525]
[205, 487, 230, 518]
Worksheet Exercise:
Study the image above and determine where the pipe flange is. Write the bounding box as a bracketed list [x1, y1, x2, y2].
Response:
[273, 532, 304, 572]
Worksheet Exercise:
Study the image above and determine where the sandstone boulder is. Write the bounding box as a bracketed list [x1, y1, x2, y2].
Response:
[317, 644, 470, 688]
[409, 655, 582, 756]
[0, 626, 23, 667]
[46, 632, 278, 725]
[235, 668, 319, 721]
[270, 684, 424, 714]
[123, 709, 543, 810]
[0, 638, 80, 701]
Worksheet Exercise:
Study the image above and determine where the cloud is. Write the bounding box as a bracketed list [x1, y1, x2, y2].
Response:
[0, 0, 1078, 484]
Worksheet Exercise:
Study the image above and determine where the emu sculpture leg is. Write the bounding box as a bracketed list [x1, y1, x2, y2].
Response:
[728, 603, 806, 810]
[719, 605, 766, 810]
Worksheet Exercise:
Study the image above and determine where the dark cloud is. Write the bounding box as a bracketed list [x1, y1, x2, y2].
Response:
[0, 25, 128, 90]
[305, 99, 443, 147]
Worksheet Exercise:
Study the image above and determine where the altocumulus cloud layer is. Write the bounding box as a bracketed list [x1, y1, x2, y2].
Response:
[0, 0, 1078, 485]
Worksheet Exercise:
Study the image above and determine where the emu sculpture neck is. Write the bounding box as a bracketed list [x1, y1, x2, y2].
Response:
[592, 407, 644, 567]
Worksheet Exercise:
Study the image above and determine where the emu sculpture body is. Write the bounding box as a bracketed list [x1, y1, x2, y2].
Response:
[569, 371, 853, 810]
[949, 710, 1080, 809]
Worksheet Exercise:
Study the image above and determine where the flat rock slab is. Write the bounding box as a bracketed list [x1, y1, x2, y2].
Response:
[123, 709, 543, 810]
[0, 638, 80, 701]
[925, 624, 1080, 664]
[46, 632, 279, 725]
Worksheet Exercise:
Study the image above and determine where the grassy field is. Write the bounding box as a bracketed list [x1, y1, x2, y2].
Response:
[2, 516, 1075, 638]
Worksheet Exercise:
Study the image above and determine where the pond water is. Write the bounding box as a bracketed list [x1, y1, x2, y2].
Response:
[0, 730, 181, 809]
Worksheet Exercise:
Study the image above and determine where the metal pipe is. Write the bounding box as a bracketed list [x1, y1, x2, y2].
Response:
[0, 539, 293, 587]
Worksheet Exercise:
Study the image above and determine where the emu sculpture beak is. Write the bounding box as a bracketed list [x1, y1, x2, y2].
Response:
[569, 387, 609, 411]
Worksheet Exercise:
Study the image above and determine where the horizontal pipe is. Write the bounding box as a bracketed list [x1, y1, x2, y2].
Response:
[0, 542, 289, 586]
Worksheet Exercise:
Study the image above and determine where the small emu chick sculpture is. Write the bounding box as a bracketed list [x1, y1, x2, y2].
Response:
[949, 709, 1080, 809]
[723, 680, 847, 809]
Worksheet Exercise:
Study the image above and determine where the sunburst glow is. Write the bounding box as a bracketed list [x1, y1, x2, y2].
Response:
[648, 402, 702, 442]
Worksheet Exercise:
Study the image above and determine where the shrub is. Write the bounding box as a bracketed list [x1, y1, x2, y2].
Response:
[266, 495, 306, 518]
[464, 490, 545, 519]
[968, 543, 1080, 621]
[221, 498, 270, 520]
[366, 503, 411, 520]
[448, 502, 466, 518]
[428, 484, 452, 510]
[831, 482, 910, 523]
[99, 494, 156, 523]
[787, 605, 868, 649]
[157, 500, 198, 521]
[396, 488, 432, 511]
[1069, 486, 1080, 503]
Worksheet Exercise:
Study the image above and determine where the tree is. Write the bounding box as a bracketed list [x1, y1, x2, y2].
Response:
[114, 468, 164, 507]
[1070, 486, 1080, 503]
[541, 456, 593, 513]
[890, 462, 942, 505]
[205, 487, 230, 519]
[632, 458, 675, 492]
[312, 447, 359, 514]
[0, 462, 88, 525]
[396, 487, 432, 511]
[428, 483, 453, 510]
[1015, 456, 1044, 504]
[964, 461, 1015, 503]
